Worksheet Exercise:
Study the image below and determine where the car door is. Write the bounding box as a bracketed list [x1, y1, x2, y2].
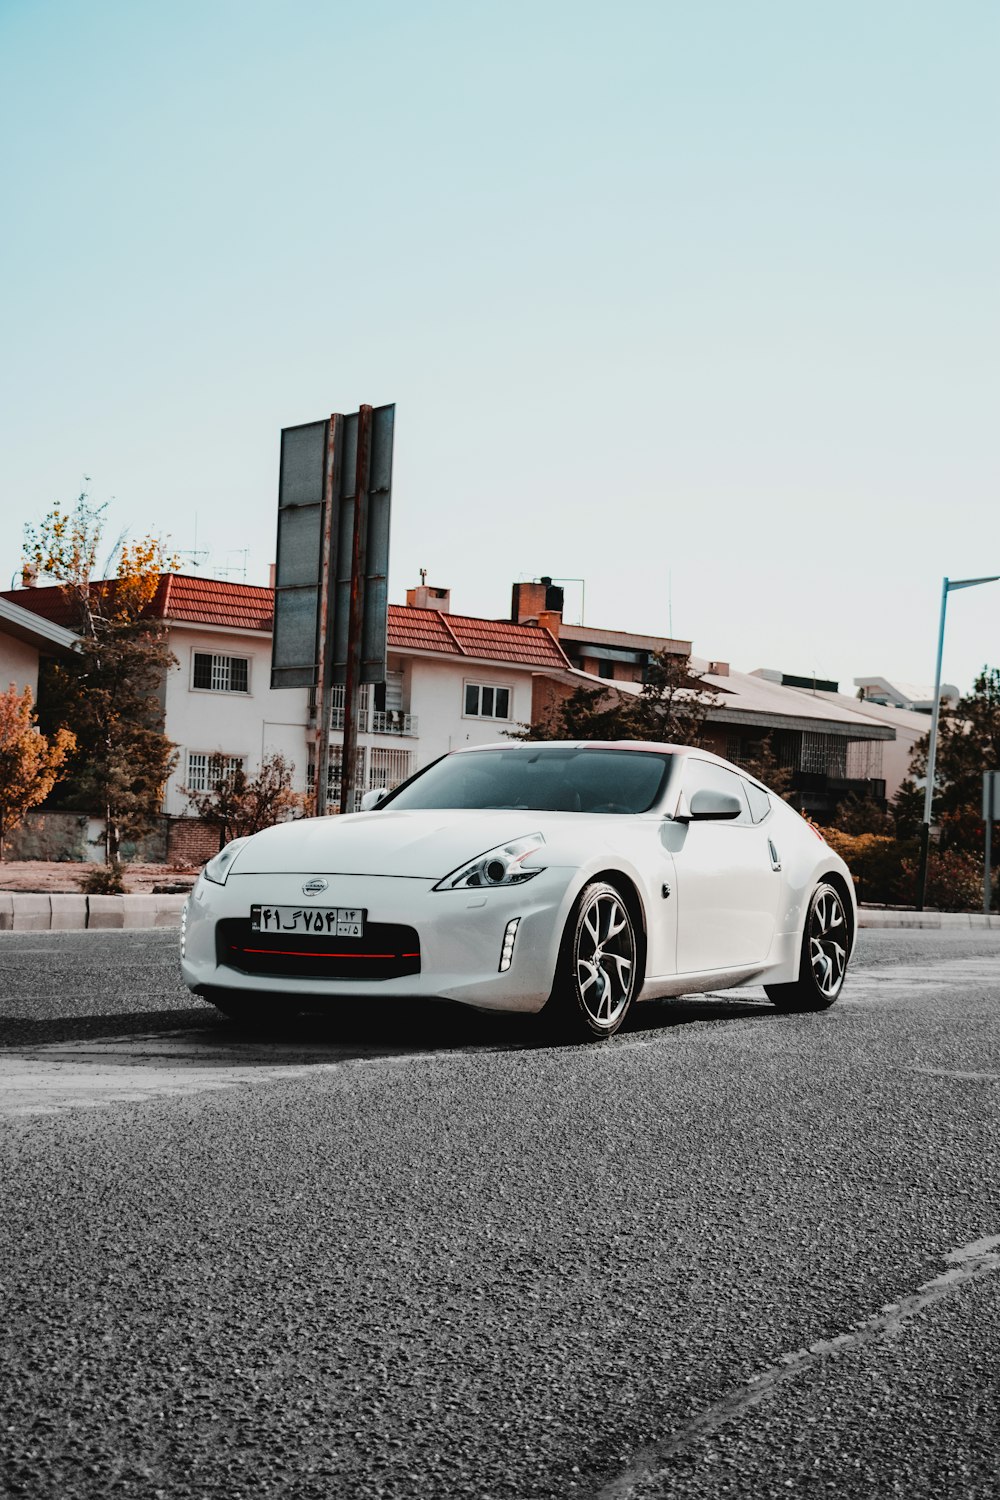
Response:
[671, 758, 781, 972]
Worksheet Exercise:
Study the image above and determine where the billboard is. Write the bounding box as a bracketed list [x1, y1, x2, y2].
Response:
[270, 404, 395, 690]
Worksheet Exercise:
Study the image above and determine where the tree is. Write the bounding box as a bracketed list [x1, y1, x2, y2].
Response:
[0, 685, 75, 859]
[180, 753, 305, 850]
[723, 732, 794, 802]
[25, 493, 179, 863]
[509, 681, 630, 742]
[905, 667, 1000, 850]
[515, 650, 721, 745]
[627, 650, 722, 745]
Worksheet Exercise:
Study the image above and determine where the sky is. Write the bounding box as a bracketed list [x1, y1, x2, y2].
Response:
[2, 0, 997, 696]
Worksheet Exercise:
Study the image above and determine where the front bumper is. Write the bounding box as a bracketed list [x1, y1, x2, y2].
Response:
[180, 869, 574, 1014]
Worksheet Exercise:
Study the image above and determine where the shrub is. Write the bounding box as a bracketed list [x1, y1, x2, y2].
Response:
[899, 846, 988, 913]
[821, 830, 914, 906]
[79, 861, 126, 895]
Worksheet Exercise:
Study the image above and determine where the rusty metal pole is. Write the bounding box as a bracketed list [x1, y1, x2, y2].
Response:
[339, 404, 373, 815]
[314, 414, 341, 816]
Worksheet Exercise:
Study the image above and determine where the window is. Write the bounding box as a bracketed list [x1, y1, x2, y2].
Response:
[681, 758, 752, 824]
[801, 733, 847, 777]
[742, 780, 772, 824]
[385, 747, 672, 815]
[192, 652, 250, 694]
[464, 682, 511, 720]
[368, 746, 413, 791]
[330, 683, 370, 731]
[185, 752, 245, 793]
[306, 746, 366, 802]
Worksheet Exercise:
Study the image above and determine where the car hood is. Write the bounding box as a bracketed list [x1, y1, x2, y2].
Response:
[226, 809, 578, 880]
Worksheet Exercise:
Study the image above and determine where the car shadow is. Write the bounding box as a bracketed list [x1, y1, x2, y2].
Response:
[0, 1007, 227, 1049]
[200, 991, 776, 1054]
[0, 992, 777, 1065]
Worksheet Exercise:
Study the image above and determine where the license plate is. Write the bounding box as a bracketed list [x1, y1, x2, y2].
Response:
[250, 905, 366, 938]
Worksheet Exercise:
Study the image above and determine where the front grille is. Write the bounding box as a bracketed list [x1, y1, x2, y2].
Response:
[217, 919, 421, 981]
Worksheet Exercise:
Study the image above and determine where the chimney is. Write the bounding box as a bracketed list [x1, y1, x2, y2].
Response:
[268, 562, 276, 589]
[511, 576, 564, 624]
[538, 609, 561, 638]
[708, 661, 730, 677]
[406, 584, 451, 613]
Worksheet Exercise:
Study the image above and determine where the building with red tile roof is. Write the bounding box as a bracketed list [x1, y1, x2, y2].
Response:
[1, 576, 570, 839]
[2, 573, 897, 831]
[2, 578, 569, 668]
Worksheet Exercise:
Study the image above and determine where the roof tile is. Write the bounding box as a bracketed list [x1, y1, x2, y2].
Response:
[1, 577, 569, 669]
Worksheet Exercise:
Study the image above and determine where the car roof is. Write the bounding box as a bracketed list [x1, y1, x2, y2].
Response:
[451, 740, 728, 762]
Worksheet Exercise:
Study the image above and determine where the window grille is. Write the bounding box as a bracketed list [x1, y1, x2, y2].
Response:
[192, 652, 250, 694]
[329, 683, 371, 731]
[306, 746, 366, 801]
[185, 752, 245, 792]
[368, 747, 413, 791]
[800, 733, 847, 777]
[725, 733, 797, 772]
[846, 740, 885, 780]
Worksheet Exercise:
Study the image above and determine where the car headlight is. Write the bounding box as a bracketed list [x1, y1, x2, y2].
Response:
[202, 838, 250, 886]
[433, 833, 546, 891]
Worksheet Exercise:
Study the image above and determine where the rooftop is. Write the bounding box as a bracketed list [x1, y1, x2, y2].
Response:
[1, 576, 571, 670]
[0, 595, 78, 654]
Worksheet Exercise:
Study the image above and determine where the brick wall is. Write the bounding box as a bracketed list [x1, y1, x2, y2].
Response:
[166, 817, 219, 868]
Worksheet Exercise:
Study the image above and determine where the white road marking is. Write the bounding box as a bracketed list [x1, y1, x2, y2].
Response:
[707, 955, 1000, 1005]
[597, 1233, 1000, 1499]
[908, 1066, 1000, 1082]
[0, 1048, 329, 1116]
[0, 1031, 505, 1118]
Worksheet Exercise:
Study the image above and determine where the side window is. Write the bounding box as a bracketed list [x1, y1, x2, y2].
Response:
[742, 779, 772, 824]
[683, 759, 752, 825]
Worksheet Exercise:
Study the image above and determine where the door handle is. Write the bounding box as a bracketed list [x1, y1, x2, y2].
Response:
[768, 839, 781, 871]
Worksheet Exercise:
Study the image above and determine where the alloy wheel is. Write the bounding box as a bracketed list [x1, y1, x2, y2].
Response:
[574, 889, 636, 1029]
[808, 886, 848, 999]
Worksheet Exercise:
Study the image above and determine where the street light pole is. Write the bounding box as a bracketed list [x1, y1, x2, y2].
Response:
[916, 573, 1000, 910]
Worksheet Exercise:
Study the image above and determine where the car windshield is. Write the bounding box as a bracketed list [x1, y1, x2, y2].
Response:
[384, 747, 673, 814]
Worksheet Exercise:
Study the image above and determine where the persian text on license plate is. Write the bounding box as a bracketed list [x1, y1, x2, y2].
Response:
[250, 905, 366, 937]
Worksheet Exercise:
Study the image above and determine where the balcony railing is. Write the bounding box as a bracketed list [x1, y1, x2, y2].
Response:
[329, 687, 417, 737]
[372, 710, 417, 736]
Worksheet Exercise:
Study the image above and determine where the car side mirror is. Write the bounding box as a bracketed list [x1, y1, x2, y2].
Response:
[685, 788, 743, 822]
[359, 787, 389, 811]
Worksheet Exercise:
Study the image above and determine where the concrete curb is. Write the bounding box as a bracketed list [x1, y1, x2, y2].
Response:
[0, 893, 188, 932]
[0, 895, 997, 934]
[857, 908, 1000, 930]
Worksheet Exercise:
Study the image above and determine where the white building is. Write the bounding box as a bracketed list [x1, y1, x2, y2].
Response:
[1, 574, 570, 860]
[158, 575, 570, 817]
[0, 595, 77, 696]
[6, 571, 925, 844]
[854, 676, 960, 713]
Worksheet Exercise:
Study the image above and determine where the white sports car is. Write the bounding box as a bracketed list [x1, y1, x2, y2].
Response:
[180, 741, 856, 1040]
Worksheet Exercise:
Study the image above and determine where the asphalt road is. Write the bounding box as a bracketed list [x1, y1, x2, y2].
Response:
[1, 930, 999, 1499]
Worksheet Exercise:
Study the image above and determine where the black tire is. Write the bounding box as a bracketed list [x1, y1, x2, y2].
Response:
[764, 881, 849, 1013]
[546, 881, 639, 1041]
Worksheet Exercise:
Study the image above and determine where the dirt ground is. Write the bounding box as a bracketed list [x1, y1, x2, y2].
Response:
[0, 861, 199, 894]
